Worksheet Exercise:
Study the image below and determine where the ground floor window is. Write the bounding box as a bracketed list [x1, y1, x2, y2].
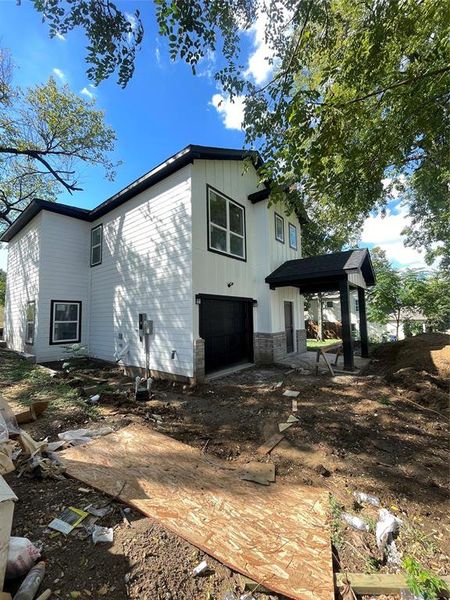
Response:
[26, 301, 35, 345]
[50, 301, 82, 344]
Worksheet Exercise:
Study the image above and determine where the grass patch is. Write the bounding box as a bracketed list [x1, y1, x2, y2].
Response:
[307, 338, 341, 349]
[0, 350, 99, 419]
[329, 494, 345, 550]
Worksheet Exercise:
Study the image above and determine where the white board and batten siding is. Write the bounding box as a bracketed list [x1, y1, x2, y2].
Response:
[89, 165, 194, 378]
[4, 214, 42, 354]
[191, 159, 304, 340]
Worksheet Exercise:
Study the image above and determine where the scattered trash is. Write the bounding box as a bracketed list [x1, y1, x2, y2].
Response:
[92, 525, 114, 544]
[286, 414, 299, 423]
[376, 508, 402, 552]
[86, 504, 113, 518]
[341, 512, 370, 532]
[48, 506, 89, 535]
[88, 394, 100, 404]
[0, 440, 17, 475]
[19, 452, 66, 480]
[0, 395, 21, 438]
[46, 441, 67, 452]
[354, 491, 380, 507]
[282, 390, 300, 398]
[58, 427, 114, 446]
[18, 431, 46, 457]
[278, 422, 295, 433]
[192, 560, 208, 576]
[292, 399, 298, 412]
[12, 560, 45, 600]
[6, 537, 41, 579]
[274, 381, 283, 389]
[386, 539, 402, 566]
[35, 590, 52, 600]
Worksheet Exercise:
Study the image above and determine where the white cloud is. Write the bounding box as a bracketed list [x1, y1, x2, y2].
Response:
[244, 13, 274, 85]
[52, 68, 65, 81]
[55, 32, 66, 41]
[210, 93, 245, 130]
[80, 86, 95, 99]
[361, 203, 427, 268]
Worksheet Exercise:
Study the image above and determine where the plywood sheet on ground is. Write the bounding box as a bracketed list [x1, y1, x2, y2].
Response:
[60, 425, 333, 600]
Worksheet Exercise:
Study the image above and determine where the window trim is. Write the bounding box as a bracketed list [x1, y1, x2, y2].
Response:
[288, 222, 298, 250]
[90, 224, 103, 267]
[206, 185, 247, 262]
[49, 300, 82, 345]
[274, 212, 285, 243]
[25, 300, 35, 346]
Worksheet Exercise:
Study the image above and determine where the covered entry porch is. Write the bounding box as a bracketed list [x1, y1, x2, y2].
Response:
[265, 249, 376, 371]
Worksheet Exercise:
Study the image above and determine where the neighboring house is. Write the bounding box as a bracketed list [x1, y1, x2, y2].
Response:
[1, 145, 307, 382]
[307, 295, 428, 340]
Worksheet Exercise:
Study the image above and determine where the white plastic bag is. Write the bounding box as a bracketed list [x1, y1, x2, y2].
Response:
[353, 491, 380, 507]
[58, 427, 113, 446]
[376, 508, 403, 551]
[92, 526, 114, 545]
[341, 512, 370, 532]
[6, 537, 41, 579]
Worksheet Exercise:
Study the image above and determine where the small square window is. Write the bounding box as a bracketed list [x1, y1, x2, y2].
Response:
[50, 301, 81, 344]
[326, 301, 334, 308]
[274, 213, 284, 243]
[90, 225, 103, 267]
[288, 223, 297, 250]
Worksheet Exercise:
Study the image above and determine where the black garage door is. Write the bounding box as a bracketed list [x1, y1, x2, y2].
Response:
[199, 296, 254, 374]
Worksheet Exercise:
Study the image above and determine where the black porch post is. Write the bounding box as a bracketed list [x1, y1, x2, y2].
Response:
[357, 287, 369, 358]
[339, 277, 354, 371]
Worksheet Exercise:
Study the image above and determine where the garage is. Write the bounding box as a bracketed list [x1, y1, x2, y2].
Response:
[198, 295, 254, 374]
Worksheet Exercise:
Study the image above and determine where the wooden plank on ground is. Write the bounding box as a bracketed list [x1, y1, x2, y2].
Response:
[257, 432, 284, 454]
[335, 573, 450, 596]
[240, 461, 275, 485]
[60, 425, 333, 600]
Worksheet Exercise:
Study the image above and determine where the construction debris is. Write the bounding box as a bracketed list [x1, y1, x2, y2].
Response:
[6, 538, 41, 579]
[354, 491, 380, 507]
[92, 526, 114, 545]
[282, 390, 300, 398]
[256, 432, 284, 455]
[292, 399, 298, 412]
[192, 560, 208, 576]
[48, 506, 88, 535]
[240, 462, 275, 486]
[376, 508, 403, 552]
[14, 401, 49, 425]
[341, 512, 370, 532]
[278, 422, 294, 433]
[57, 427, 114, 446]
[12, 560, 45, 600]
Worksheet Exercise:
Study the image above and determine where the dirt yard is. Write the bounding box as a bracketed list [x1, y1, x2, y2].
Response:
[1, 333, 449, 599]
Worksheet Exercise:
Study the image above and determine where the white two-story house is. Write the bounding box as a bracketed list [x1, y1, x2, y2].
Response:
[1, 145, 307, 382]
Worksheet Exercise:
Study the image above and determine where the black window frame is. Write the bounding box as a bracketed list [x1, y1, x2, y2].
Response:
[206, 185, 247, 262]
[326, 300, 334, 308]
[274, 212, 285, 243]
[90, 224, 103, 267]
[25, 300, 35, 346]
[49, 300, 82, 345]
[288, 222, 298, 250]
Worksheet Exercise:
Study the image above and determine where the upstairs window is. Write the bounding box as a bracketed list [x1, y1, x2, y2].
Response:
[274, 213, 284, 243]
[90, 225, 103, 266]
[50, 301, 81, 344]
[26, 301, 35, 345]
[288, 223, 298, 250]
[326, 301, 334, 308]
[208, 187, 246, 260]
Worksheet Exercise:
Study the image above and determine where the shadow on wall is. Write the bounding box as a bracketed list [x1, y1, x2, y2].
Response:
[90, 188, 193, 377]
[5, 226, 40, 351]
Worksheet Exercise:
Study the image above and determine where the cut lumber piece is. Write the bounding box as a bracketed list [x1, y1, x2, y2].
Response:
[60, 425, 333, 600]
[283, 390, 300, 398]
[15, 400, 49, 424]
[257, 432, 284, 455]
[335, 573, 450, 596]
[278, 422, 295, 433]
[240, 461, 275, 485]
[292, 399, 298, 412]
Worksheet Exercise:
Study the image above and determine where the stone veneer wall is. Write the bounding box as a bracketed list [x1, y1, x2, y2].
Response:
[193, 338, 205, 383]
[296, 329, 307, 353]
[254, 331, 287, 364]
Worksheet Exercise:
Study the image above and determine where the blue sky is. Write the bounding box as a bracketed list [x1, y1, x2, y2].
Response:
[0, 0, 428, 270]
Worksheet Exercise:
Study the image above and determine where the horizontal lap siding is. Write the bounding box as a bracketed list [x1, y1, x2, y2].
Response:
[89, 166, 193, 378]
[4, 215, 42, 354]
[36, 212, 90, 362]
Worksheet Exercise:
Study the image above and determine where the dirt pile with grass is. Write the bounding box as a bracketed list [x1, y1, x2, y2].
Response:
[368, 333, 449, 412]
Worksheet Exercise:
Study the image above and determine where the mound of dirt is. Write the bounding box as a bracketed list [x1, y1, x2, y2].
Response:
[370, 333, 450, 379]
[369, 333, 450, 411]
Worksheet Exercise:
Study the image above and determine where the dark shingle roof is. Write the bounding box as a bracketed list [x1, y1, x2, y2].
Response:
[266, 248, 375, 288]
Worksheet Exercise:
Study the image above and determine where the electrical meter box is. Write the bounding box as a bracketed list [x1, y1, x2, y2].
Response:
[138, 313, 153, 340]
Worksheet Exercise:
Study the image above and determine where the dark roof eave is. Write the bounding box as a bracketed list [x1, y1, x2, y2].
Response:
[1, 144, 264, 242]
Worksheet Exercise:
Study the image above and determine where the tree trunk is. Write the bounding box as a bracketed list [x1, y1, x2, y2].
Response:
[317, 293, 324, 341]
